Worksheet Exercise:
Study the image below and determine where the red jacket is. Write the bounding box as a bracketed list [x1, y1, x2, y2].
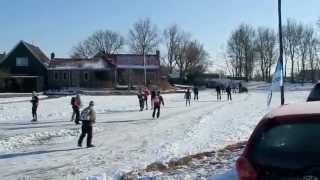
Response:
[143, 90, 149, 99]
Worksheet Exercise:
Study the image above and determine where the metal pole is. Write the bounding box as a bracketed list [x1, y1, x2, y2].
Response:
[143, 51, 147, 86]
[278, 0, 285, 105]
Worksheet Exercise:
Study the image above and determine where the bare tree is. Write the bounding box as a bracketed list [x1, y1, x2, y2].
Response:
[298, 26, 314, 84]
[175, 35, 190, 81]
[172, 33, 208, 82]
[283, 19, 303, 82]
[226, 24, 256, 81]
[71, 41, 91, 58]
[128, 18, 160, 55]
[255, 27, 276, 81]
[184, 40, 209, 82]
[164, 24, 182, 73]
[307, 37, 319, 82]
[71, 30, 124, 58]
[227, 28, 243, 78]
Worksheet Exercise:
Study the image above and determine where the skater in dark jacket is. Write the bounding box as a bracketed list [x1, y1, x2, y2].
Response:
[185, 88, 191, 106]
[78, 101, 96, 148]
[193, 86, 199, 101]
[152, 91, 164, 118]
[137, 90, 144, 111]
[30, 91, 39, 122]
[216, 86, 221, 101]
[226, 86, 232, 101]
[150, 90, 156, 110]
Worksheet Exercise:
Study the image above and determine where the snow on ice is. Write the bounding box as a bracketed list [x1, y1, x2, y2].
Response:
[0, 82, 313, 179]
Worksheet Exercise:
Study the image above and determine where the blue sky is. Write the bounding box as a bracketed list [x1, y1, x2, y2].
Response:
[1, 0, 319, 66]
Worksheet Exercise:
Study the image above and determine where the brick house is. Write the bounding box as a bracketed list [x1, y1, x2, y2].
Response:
[0, 41, 160, 92]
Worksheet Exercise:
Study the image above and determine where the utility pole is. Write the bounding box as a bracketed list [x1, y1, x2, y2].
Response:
[278, 0, 285, 105]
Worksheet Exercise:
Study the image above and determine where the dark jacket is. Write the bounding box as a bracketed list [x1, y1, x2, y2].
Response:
[31, 96, 39, 107]
[185, 91, 191, 99]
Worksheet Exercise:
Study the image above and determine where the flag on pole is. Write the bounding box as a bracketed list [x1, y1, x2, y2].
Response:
[267, 56, 284, 106]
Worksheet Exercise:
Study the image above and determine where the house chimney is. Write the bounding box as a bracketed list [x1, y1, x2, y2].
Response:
[50, 52, 55, 60]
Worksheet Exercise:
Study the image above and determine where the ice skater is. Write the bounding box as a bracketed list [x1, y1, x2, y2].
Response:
[30, 91, 39, 122]
[143, 87, 149, 110]
[70, 96, 76, 122]
[137, 90, 144, 111]
[185, 88, 191, 106]
[216, 86, 221, 101]
[152, 91, 164, 119]
[193, 86, 199, 101]
[78, 101, 96, 148]
[73, 94, 82, 124]
[150, 89, 156, 110]
[226, 86, 232, 101]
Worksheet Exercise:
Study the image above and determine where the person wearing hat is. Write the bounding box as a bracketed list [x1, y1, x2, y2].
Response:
[30, 91, 39, 122]
[78, 101, 96, 148]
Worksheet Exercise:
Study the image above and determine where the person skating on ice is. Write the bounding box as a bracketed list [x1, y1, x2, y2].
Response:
[143, 87, 149, 110]
[184, 88, 191, 106]
[73, 94, 82, 125]
[193, 86, 199, 101]
[150, 89, 156, 110]
[30, 91, 39, 122]
[216, 86, 221, 101]
[226, 86, 232, 101]
[152, 91, 164, 119]
[137, 90, 144, 111]
[78, 101, 96, 148]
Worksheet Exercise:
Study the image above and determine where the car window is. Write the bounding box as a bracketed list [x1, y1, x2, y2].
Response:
[307, 84, 320, 101]
[250, 122, 320, 169]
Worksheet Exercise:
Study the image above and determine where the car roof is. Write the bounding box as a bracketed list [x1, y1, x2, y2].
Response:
[264, 101, 320, 120]
[241, 102, 320, 157]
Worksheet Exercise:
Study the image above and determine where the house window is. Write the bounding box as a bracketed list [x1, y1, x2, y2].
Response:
[84, 72, 89, 81]
[16, 57, 29, 67]
[54, 72, 59, 80]
[63, 72, 68, 80]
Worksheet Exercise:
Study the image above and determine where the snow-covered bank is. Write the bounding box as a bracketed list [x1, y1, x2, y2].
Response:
[123, 142, 245, 179]
[0, 83, 312, 180]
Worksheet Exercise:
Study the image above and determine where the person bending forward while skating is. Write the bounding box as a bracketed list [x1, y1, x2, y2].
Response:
[78, 101, 96, 148]
[152, 91, 164, 119]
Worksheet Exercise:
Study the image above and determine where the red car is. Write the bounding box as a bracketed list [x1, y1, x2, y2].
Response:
[236, 102, 320, 180]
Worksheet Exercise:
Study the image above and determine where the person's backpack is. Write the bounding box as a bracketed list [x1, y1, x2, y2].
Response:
[71, 97, 75, 106]
[80, 108, 91, 121]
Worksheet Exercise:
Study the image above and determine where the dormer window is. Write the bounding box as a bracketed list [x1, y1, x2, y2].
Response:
[16, 57, 29, 66]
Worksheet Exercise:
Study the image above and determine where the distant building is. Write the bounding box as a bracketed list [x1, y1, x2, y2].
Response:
[0, 41, 160, 92]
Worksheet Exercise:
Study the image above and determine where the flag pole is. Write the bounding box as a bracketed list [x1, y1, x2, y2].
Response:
[278, 0, 285, 105]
